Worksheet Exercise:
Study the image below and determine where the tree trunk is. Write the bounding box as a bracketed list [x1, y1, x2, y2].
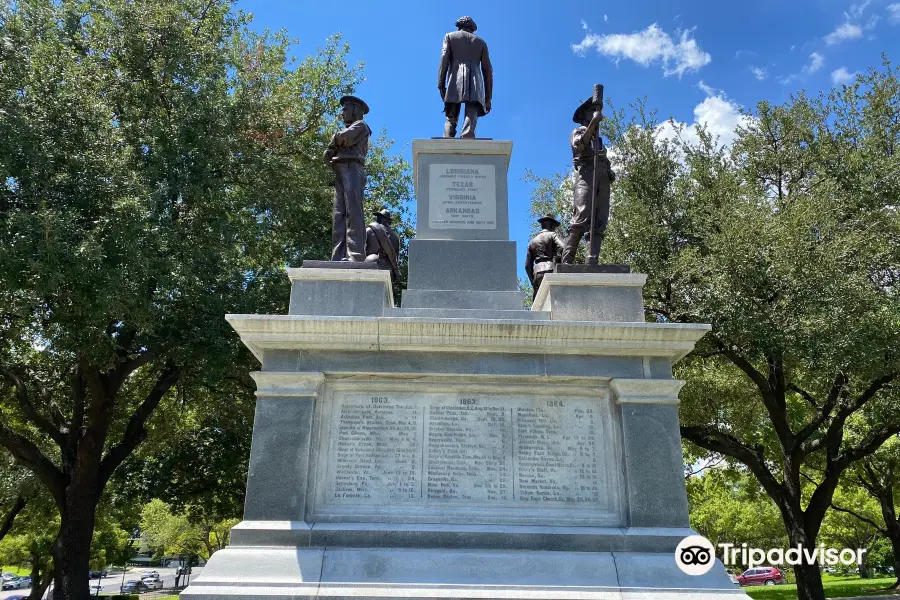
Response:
[51, 484, 98, 600]
[28, 554, 52, 600]
[779, 499, 826, 600]
[888, 527, 900, 589]
[793, 561, 827, 600]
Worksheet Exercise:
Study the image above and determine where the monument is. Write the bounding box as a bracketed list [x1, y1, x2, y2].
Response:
[182, 24, 747, 600]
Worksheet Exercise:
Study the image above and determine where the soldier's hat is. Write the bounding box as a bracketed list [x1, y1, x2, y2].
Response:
[573, 97, 597, 123]
[455, 16, 477, 32]
[340, 95, 370, 115]
[373, 208, 393, 223]
[537, 214, 561, 227]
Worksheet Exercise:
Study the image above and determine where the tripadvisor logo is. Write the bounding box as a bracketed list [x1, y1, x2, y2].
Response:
[675, 535, 868, 576]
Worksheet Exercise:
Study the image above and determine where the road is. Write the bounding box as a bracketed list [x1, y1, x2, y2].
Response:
[0, 566, 204, 600]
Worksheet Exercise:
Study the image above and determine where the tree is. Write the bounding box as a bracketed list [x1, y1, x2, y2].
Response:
[831, 440, 900, 587]
[526, 62, 900, 600]
[0, 2, 412, 600]
[687, 467, 788, 568]
[823, 483, 886, 578]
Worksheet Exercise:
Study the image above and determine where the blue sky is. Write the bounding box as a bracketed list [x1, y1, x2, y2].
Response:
[237, 0, 900, 279]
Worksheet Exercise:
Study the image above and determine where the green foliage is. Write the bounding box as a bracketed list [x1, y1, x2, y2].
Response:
[525, 59, 900, 600]
[743, 574, 899, 599]
[0, 0, 413, 593]
[687, 467, 788, 562]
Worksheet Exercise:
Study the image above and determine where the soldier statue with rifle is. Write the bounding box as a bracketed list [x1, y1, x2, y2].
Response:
[561, 84, 616, 265]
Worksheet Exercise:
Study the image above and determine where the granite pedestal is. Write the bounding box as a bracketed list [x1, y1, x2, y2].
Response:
[183, 139, 747, 600]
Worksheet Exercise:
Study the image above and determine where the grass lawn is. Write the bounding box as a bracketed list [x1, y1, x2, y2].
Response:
[745, 574, 899, 599]
[0, 565, 30, 576]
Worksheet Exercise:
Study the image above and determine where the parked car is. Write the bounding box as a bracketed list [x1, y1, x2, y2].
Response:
[120, 580, 149, 593]
[140, 572, 160, 582]
[141, 577, 163, 590]
[6, 595, 27, 600]
[1, 573, 17, 582]
[3, 577, 31, 590]
[88, 570, 108, 579]
[736, 566, 786, 586]
[726, 571, 741, 586]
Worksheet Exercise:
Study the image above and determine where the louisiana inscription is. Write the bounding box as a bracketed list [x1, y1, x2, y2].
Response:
[428, 164, 497, 229]
[315, 387, 620, 525]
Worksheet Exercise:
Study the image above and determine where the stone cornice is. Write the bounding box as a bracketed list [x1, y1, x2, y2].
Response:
[610, 378, 686, 404]
[250, 371, 325, 397]
[226, 314, 711, 363]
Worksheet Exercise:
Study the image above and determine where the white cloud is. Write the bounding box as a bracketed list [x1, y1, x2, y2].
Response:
[581, 19, 589, 30]
[848, 0, 870, 20]
[697, 80, 716, 96]
[807, 52, 825, 73]
[604, 14, 609, 23]
[824, 22, 863, 44]
[831, 67, 857, 85]
[888, 3, 900, 24]
[656, 94, 750, 149]
[750, 66, 767, 81]
[790, 44, 796, 51]
[572, 23, 711, 77]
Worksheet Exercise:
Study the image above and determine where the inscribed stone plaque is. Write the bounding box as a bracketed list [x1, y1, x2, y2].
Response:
[311, 382, 624, 526]
[428, 164, 497, 230]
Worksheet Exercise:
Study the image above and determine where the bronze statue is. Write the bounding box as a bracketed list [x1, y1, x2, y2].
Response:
[364, 208, 401, 280]
[438, 16, 493, 138]
[525, 215, 564, 301]
[561, 86, 616, 265]
[324, 95, 372, 261]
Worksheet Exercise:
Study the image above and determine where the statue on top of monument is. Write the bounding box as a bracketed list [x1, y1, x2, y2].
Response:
[525, 215, 565, 301]
[324, 95, 372, 262]
[438, 16, 493, 139]
[364, 208, 401, 281]
[561, 85, 616, 265]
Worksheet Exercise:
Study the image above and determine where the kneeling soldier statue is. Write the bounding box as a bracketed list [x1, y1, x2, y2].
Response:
[525, 214, 564, 301]
[365, 208, 401, 281]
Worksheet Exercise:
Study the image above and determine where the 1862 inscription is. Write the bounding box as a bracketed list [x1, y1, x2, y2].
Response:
[318, 388, 617, 522]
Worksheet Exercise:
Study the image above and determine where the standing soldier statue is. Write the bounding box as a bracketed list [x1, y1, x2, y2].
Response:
[561, 85, 616, 265]
[525, 215, 565, 301]
[323, 95, 372, 262]
[437, 16, 493, 138]
[364, 208, 401, 281]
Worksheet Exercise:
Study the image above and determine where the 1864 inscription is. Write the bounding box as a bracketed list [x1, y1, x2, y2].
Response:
[320, 389, 613, 516]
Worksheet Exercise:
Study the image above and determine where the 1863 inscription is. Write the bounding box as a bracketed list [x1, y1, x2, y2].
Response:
[320, 389, 614, 518]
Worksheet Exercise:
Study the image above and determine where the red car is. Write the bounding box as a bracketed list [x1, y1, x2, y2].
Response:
[736, 567, 786, 586]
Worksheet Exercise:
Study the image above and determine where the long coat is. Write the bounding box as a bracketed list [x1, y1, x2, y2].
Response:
[438, 30, 493, 116]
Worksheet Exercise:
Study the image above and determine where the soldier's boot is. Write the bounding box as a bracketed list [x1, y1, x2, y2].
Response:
[444, 117, 457, 138]
[587, 229, 605, 264]
[561, 229, 584, 264]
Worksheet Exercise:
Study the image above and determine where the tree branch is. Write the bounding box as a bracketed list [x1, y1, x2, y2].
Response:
[0, 368, 68, 449]
[0, 495, 26, 541]
[98, 365, 180, 487]
[0, 422, 65, 508]
[830, 503, 886, 534]
[681, 424, 783, 498]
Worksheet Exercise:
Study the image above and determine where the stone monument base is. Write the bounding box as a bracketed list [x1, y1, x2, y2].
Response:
[183, 545, 746, 600]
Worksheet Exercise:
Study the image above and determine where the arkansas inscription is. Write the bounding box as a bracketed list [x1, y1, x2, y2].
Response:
[312, 384, 623, 526]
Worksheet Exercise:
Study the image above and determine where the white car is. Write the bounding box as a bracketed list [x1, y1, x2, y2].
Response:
[141, 577, 163, 590]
